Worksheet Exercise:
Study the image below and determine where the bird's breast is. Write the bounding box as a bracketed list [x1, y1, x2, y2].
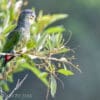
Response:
[21, 27, 30, 41]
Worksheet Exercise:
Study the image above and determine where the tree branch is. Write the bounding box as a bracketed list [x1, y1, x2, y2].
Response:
[0, 52, 20, 56]
[0, 52, 81, 73]
[4, 74, 28, 100]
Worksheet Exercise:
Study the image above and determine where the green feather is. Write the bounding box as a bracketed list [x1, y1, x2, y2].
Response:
[3, 30, 20, 52]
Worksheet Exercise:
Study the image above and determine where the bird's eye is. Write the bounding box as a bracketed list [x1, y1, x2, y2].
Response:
[29, 15, 34, 19]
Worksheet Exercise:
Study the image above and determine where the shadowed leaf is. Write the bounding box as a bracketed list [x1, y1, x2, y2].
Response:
[50, 75, 57, 98]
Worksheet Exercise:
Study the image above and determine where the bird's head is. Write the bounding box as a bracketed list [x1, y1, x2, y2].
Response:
[18, 9, 36, 26]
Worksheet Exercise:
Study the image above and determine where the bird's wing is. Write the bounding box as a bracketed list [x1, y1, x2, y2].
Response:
[3, 30, 20, 52]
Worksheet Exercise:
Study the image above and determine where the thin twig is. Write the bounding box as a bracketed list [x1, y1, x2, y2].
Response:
[64, 30, 72, 46]
[4, 74, 28, 100]
[0, 52, 20, 56]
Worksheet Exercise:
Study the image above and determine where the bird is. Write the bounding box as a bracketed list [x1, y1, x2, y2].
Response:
[0, 9, 36, 73]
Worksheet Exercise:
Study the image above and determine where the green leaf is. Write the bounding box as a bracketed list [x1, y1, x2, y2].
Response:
[36, 33, 48, 51]
[0, 95, 3, 100]
[50, 75, 57, 98]
[26, 39, 36, 49]
[51, 14, 68, 23]
[17, 60, 49, 87]
[44, 26, 65, 34]
[7, 74, 14, 83]
[36, 13, 68, 33]
[0, 80, 9, 91]
[58, 48, 70, 54]
[39, 72, 48, 79]
[2, 24, 16, 35]
[2, 83, 9, 92]
[57, 69, 74, 76]
[16, 55, 49, 87]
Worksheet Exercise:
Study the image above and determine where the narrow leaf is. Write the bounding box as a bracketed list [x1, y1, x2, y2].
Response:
[26, 39, 36, 49]
[58, 48, 70, 54]
[7, 75, 14, 83]
[18, 61, 49, 87]
[57, 69, 74, 76]
[51, 14, 68, 22]
[2, 24, 16, 35]
[39, 72, 48, 78]
[50, 75, 57, 98]
[36, 33, 48, 51]
[36, 13, 68, 33]
[0, 95, 3, 100]
[44, 26, 65, 34]
[2, 83, 9, 92]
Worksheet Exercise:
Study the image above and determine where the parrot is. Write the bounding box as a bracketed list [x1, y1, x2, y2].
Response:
[0, 9, 36, 73]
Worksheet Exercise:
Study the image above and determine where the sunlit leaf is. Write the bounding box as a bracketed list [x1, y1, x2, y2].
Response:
[26, 39, 36, 49]
[17, 60, 49, 87]
[36, 33, 48, 51]
[2, 83, 9, 92]
[44, 26, 65, 34]
[7, 74, 13, 83]
[52, 14, 68, 21]
[58, 48, 70, 53]
[2, 24, 16, 35]
[36, 13, 68, 33]
[57, 69, 74, 76]
[39, 72, 48, 79]
[50, 75, 57, 98]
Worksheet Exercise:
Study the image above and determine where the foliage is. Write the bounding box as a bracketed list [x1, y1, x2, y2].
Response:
[0, 0, 79, 98]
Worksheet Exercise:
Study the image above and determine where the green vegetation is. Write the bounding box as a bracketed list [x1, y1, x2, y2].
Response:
[0, 0, 79, 98]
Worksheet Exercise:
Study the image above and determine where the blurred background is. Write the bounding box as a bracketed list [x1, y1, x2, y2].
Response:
[10, 0, 100, 100]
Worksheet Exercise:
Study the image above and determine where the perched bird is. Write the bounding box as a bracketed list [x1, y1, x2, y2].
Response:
[0, 9, 36, 72]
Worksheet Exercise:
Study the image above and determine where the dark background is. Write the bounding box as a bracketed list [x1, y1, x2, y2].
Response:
[10, 0, 100, 100]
